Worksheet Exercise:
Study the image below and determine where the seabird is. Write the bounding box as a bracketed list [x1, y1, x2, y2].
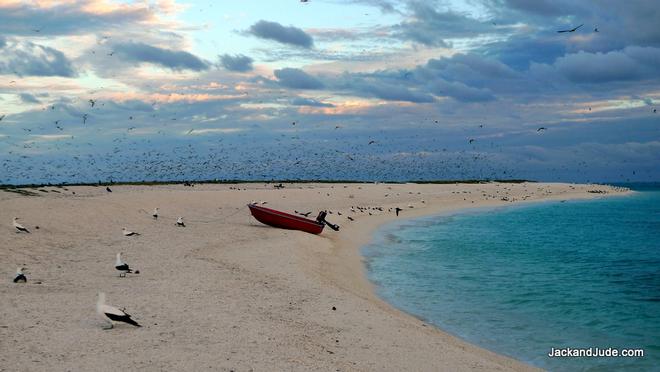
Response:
[122, 228, 140, 237]
[395, 207, 403, 216]
[13, 217, 30, 233]
[106, 187, 112, 192]
[537, 127, 547, 132]
[96, 292, 141, 329]
[152, 208, 159, 219]
[557, 24, 583, 33]
[13, 267, 27, 283]
[176, 217, 185, 227]
[115, 253, 132, 277]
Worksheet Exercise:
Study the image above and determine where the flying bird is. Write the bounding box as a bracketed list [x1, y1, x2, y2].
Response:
[96, 292, 141, 329]
[468, 139, 475, 144]
[89, 99, 96, 108]
[537, 127, 547, 132]
[115, 253, 132, 277]
[557, 24, 583, 33]
[176, 217, 185, 227]
[152, 208, 159, 219]
[368, 140, 376, 145]
[13, 267, 27, 283]
[122, 228, 140, 237]
[83, 114, 88, 124]
[13, 217, 30, 233]
[0, 114, 5, 121]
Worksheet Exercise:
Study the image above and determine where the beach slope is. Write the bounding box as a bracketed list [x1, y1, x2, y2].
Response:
[0, 182, 627, 371]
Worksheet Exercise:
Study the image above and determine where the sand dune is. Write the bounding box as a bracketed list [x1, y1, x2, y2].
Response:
[0, 182, 628, 371]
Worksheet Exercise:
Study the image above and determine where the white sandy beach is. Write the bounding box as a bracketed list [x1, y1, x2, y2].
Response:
[0, 182, 628, 371]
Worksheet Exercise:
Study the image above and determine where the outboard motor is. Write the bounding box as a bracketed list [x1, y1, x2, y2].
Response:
[316, 211, 340, 231]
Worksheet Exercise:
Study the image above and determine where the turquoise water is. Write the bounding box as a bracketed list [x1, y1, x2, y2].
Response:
[363, 184, 660, 371]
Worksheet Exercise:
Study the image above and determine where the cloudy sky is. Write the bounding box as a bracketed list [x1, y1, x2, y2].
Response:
[0, 0, 658, 184]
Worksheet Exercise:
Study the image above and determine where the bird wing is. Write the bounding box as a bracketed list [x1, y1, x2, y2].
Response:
[100, 303, 127, 317]
[115, 264, 130, 271]
[573, 24, 584, 31]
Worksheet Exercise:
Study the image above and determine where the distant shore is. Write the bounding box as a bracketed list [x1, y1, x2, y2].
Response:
[1, 182, 628, 371]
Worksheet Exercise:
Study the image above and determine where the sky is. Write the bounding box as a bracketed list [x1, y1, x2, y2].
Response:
[0, 0, 658, 184]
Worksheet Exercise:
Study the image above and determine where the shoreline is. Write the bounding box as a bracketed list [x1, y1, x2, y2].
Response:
[1, 182, 630, 371]
[347, 189, 638, 365]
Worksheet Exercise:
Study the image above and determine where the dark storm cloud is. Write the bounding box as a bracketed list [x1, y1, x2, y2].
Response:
[248, 20, 314, 49]
[0, 39, 76, 77]
[274, 68, 324, 89]
[553, 47, 660, 83]
[346, 79, 435, 103]
[113, 42, 209, 71]
[219, 54, 254, 72]
[479, 35, 568, 70]
[427, 79, 495, 102]
[393, 1, 509, 47]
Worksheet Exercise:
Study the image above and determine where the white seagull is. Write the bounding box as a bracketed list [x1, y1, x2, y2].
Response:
[176, 217, 185, 227]
[122, 228, 140, 237]
[152, 208, 159, 219]
[13, 267, 27, 283]
[13, 217, 30, 233]
[96, 292, 141, 329]
[115, 253, 132, 277]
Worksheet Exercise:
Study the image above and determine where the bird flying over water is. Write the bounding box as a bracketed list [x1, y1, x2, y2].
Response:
[537, 127, 547, 132]
[13, 267, 27, 283]
[13, 217, 30, 233]
[115, 252, 132, 277]
[557, 24, 583, 33]
[96, 292, 141, 329]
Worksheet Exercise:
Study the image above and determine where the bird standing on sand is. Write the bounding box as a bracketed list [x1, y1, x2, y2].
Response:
[395, 207, 403, 216]
[96, 292, 141, 329]
[122, 228, 140, 237]
[176, 217, 185, 227]
[13, 267, 27, 283]
[106, 187, 112, 192]
[115, 253, 132, 277]
[152, 208, 159, 219]
[13, 217, 30, 233]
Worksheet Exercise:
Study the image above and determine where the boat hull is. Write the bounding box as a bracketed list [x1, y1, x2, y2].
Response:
[248, 204, 325, 234]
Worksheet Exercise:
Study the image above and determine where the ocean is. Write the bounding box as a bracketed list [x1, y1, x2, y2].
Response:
[363, 183, 659, 371]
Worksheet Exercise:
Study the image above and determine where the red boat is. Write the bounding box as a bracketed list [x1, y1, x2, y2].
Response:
[248, 204, 325, 234]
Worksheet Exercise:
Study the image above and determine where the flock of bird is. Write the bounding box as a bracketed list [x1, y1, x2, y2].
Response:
[10, 205, 190, 329]
[1, 17, 656, 186]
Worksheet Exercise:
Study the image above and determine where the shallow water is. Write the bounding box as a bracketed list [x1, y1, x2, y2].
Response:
[363, 184, 660, 371]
